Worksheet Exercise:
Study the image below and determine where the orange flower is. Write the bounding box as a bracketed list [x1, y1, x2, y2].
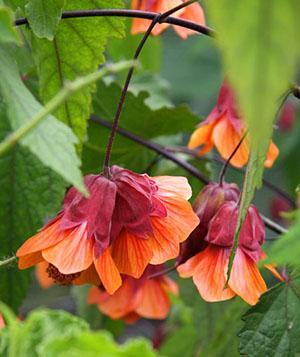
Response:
[17, 166, 199, 295]
[0, 314, 4, 329]
[188, 81, 279, 168]
[178, 200, 267, 305]
[131, 0, 205, 39]
[88, 265, 178, 323]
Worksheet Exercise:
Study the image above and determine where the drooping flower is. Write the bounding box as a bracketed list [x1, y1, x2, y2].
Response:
[17, 166, 199, 295]
[188, 81, 279, 168]
[88, 264, 178, 323]
[277, 101, 295, 132]
[131, 0, 205, 39]
[178, 199, 268, 305]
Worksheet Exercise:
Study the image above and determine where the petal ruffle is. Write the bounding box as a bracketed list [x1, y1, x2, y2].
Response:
[229, 248, 267, 305]
[18, 251, 44, 269]
[111, 230, 152, 279]
[188, 123, 215, 155]
[153, 176, 192, 200]
[42, 222, 93, 275]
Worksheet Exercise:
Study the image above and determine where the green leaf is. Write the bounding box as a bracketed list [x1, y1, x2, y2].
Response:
[0, 4, 21, 44]
[268, 209, 300, 266]
[239, 276, 300, 356]
[206, 0, 299, 281]
[0, 100, 65, 312]
[25, 0, 65, 40]
[32, 0, 125, 147]
[0, 46, 86, 193]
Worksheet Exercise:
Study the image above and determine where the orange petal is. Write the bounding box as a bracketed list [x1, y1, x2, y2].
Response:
[88, 280, 138, 320]
[18, 251, 44, 269]
[188, 123, 214, 154]
[264, 140, 279, 168]
[16, 217, 65, 257]
[73, 263, 101, 286]
[135, 279, 171, 319]
[35, 261, 54, 289]
[94, 248, 121, 294]
[160, 276, 179, 296]
[212, 117, 249, 168]
[229, 249, 267, 305]
[174, 1, 206, 39]
[42, 222, 93, 275]
[177, 253, 202, 278]
[185, 245, 235, 302]
[264, 263, 285, 282]
[111, 230, 152, 279]
[153, 176, 192, 200]
[123, 312, 140, 324]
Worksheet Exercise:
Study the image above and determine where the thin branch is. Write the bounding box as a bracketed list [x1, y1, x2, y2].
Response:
[15, 9, 213, 37]
[0, 61, 134, 158]
[90, 116, 287, 235]
[0, 256, 16, 268]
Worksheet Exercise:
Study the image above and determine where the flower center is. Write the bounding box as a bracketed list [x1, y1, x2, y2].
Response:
[46, 264, 81, 285]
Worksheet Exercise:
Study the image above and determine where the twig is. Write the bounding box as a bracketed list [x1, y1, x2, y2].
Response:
[0, 256, 17, 268]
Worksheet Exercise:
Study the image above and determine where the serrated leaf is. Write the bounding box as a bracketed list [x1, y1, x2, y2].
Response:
[268, 209, 300, 266]
[0, 47, 86, 193]
[0, 101, 65, 312]
[25, 0, 65, 40]
[0, 4, 21, 44]
[32, 0, 125, 147]
[206, 0, 299, 280]
[239, 276, 300, 356]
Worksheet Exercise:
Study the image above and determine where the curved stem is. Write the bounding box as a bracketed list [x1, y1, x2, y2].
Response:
[148, 265, 178, 279]
[15, 9, 213, 37]
[0, 256, 16, 268]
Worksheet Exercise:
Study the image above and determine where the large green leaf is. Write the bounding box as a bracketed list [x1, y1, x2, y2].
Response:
[0, 101, 65, 312]
[206, 0, 299, 279]
[239, 276, 300, 356]
[0, 3, 21, 44]
[25, 0, 65, 40]
[268, 209, 300, 266]
[32, 0, 125, 146]
[0, 47, 85, 193]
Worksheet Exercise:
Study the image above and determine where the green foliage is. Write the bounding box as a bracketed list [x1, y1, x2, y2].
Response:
[31, 0, 125, 147]
[0, 99, 65, 312]
[0, 306, 156, 357]
[0, 47, 85, 193]
[268, 209, 300, 266]
[0, 4, 20, 44]
[239, 276, 300, 356]
[206, 0, 300, 281]
[25, 0, 65, 40]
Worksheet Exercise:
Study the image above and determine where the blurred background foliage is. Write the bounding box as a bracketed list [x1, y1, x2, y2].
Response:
[0, 1, 299, 356]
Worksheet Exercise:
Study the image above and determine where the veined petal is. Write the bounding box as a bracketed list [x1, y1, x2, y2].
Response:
[177, 253, 202, 278]
[153, 176, 192, 200]
[212, 118, 249, 168]
[94, 248, 122, 295]
[135, 279, 171, 319]
[42, 222, 93, 275]
[16, 216, 65, 257]
[190, 245, 235, 302]
[18, 251, 44, 270]
[229, 248, 267, 305]
[160, 276, 179, 296]
[111, 230, 153, 279]
[73, 263, 101, 286]
[188, 123, 215, 154]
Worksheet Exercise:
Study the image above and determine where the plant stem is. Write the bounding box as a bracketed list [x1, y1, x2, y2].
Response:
[0, 61, 134, 157]
[102, 0, 200, 174]
[0, 256, 16, 268]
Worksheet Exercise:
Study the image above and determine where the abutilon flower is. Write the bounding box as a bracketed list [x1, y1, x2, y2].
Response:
[88, 265, 178, 323]
[17, 166, 199, 295]
[178, 183, 268, 305]
[188, 81, 279, 168]
[131, 0, 205, 39]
